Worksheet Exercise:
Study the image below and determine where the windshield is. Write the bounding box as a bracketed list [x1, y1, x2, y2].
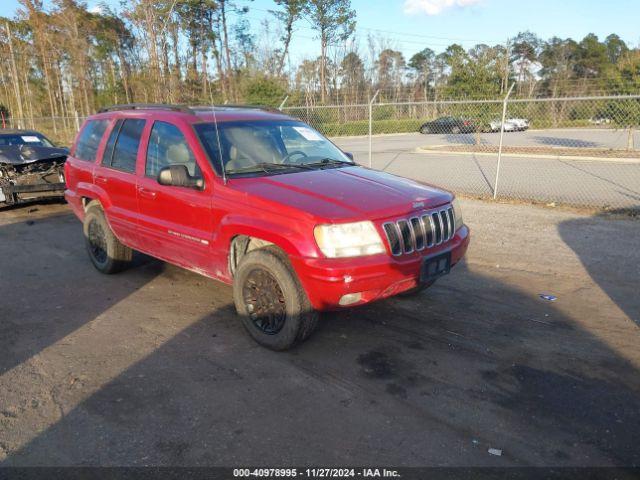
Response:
[0, 133, 54, 147]
[194, 120, 354, 176]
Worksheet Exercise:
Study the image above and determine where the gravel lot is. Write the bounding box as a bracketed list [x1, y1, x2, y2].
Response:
[334, 130, 640, 210]
[0, 198, 639, 466]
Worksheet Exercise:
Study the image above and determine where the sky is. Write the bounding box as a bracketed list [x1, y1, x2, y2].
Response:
[2, 0, 639, 63]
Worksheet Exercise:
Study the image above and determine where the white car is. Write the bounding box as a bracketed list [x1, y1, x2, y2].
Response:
[489, 119, 517, 132]
[507, 118, 529, 130]
[589, 116, 612, 125]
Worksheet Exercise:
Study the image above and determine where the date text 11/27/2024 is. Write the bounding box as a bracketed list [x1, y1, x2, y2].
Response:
[233, 468, 401, 478]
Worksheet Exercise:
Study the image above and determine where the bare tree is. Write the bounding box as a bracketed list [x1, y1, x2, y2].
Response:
[303, 0, 355, 103]
[271, 0, 306, 77]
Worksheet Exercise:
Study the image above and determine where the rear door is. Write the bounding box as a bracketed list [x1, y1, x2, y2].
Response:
[96, 118, 146, 248]
[136, 120, 213, 271]
[64, 119, 110, 213]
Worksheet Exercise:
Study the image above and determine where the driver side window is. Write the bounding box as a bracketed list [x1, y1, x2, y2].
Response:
[146, 121, 200, 178]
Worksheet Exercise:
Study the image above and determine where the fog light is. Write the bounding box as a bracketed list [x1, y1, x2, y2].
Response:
[339, 292, 362, 306]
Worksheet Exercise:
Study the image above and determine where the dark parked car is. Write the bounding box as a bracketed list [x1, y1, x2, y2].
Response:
[0, 129, 67, 206]
[419, 116, 477, 134]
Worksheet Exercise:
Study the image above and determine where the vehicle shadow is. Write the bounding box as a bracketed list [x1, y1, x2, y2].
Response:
[444, 133, 489, 145]
[557, 208, 640, 327]
[3, 258, 639, 466]
[533, 136, 600, 148]
[0, 208, 161, 376]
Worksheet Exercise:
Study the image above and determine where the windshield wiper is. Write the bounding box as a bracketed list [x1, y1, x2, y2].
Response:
[227, 162, 315, 175]
[304, 157, 353, 168]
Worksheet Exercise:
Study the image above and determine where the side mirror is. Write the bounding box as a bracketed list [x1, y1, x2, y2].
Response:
[343, 151, 354, 161]
[157, 165, 204, 189]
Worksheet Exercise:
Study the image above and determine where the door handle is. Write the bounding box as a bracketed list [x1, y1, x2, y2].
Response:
[95, 175, 108, 185]
[138, 187, 157, 199]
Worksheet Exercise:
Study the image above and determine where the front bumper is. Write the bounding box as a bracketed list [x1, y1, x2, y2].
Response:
[0, 181, 65, 204]
[292, 225, 470, 310]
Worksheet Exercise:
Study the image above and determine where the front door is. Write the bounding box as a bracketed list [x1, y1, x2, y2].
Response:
[136, 120, 213, 272]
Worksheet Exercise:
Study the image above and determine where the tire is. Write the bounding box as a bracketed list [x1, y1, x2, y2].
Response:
[83, 204, 133, 274]
[233, 247, 318, 350]
[420, 125, 431, 134]
[398, 280, 434, 297]
[451, 126, 461, 134]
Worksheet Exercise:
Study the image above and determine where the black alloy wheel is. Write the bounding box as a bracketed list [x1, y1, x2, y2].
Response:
[242, 268, 287, 335]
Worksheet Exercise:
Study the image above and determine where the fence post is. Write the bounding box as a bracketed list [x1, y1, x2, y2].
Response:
[278, 95, 289, 110]
[368, 89, 380, 168]
[493, 83, 515, 200]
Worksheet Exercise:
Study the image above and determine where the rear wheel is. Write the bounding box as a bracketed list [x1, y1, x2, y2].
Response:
[233, 248, 318, 350]
[83, 205, 133, 274]
[420, 125, 431, 134]
[451, 126, 461, 134]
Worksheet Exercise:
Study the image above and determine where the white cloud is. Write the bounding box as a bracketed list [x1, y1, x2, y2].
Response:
[88, 4, 105, 14]
[403, 0, 482, 16]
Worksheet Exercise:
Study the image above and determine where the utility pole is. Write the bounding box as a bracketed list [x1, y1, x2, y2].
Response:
[494, 83, 515, 200]
[368, 90, 380, 168]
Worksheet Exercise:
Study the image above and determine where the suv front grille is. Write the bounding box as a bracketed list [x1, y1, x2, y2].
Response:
[383, 206, 455, 256]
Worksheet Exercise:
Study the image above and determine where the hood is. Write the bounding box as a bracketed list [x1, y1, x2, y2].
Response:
[0, 145, 68, 165]
[229, 166, 453, 221]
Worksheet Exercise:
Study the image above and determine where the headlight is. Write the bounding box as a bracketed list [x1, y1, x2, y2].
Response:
[452, 198, 463, 230]
[314, 221, 385, 258]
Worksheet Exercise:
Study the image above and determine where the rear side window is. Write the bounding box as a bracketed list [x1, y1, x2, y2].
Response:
[103, 119, 145, 173]
[74, 120, 108, 161]
[102, 119, 123, 166]
[146, 121, 199, 177]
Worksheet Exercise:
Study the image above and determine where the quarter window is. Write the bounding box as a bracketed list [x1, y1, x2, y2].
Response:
[74, 119, 108, 161]
[146, 121, 199, 177]
[106, 119, 145, 173]
[102, 119, 123, 166]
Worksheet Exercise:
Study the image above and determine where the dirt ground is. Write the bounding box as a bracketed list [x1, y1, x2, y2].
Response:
[0, 198, 638, 467]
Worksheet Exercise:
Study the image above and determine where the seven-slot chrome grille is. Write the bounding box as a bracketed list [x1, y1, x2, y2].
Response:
[383, 206, 455, 256]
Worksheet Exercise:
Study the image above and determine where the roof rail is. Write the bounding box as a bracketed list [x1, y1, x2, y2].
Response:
[97, 103, 194, 114]
[190, 104, 281, 113]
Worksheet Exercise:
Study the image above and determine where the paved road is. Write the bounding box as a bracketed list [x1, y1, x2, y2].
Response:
[1, 200, 639, 466]
[333, 130, 640, 210]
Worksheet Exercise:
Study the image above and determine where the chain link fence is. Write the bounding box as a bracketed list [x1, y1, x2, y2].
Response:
[2, 95, 639, 212]
[284, 95, 640, 212]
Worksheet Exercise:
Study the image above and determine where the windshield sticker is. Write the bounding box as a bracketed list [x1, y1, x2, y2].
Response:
[21, 136, 40, 143]
[293, 127, 322, 141]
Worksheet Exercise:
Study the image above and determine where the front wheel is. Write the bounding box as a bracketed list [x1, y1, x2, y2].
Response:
[451, 126, 461, 134]
[233, 248, 318, 350]
[420, 125, 431, 134]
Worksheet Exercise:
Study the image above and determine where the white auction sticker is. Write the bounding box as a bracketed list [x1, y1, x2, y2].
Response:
[21, 136, 40, 143]
[293, 126, 322, 141]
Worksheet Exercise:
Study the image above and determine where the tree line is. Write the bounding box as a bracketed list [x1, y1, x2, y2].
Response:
[1, 0, 639, 126]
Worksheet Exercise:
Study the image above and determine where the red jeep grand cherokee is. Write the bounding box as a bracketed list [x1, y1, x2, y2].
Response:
[65, 104, 469, 350]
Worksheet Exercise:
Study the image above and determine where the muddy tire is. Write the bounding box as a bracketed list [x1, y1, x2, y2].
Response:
[83, 205, 133, 274]
[233, 247, 318, 350]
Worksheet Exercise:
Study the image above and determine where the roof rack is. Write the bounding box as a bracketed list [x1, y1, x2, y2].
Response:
[97, 103, 194, 114]
[190, 104, 280, 113]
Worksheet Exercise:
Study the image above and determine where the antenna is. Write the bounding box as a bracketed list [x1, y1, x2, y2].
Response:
[208, 92, 227, 185]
